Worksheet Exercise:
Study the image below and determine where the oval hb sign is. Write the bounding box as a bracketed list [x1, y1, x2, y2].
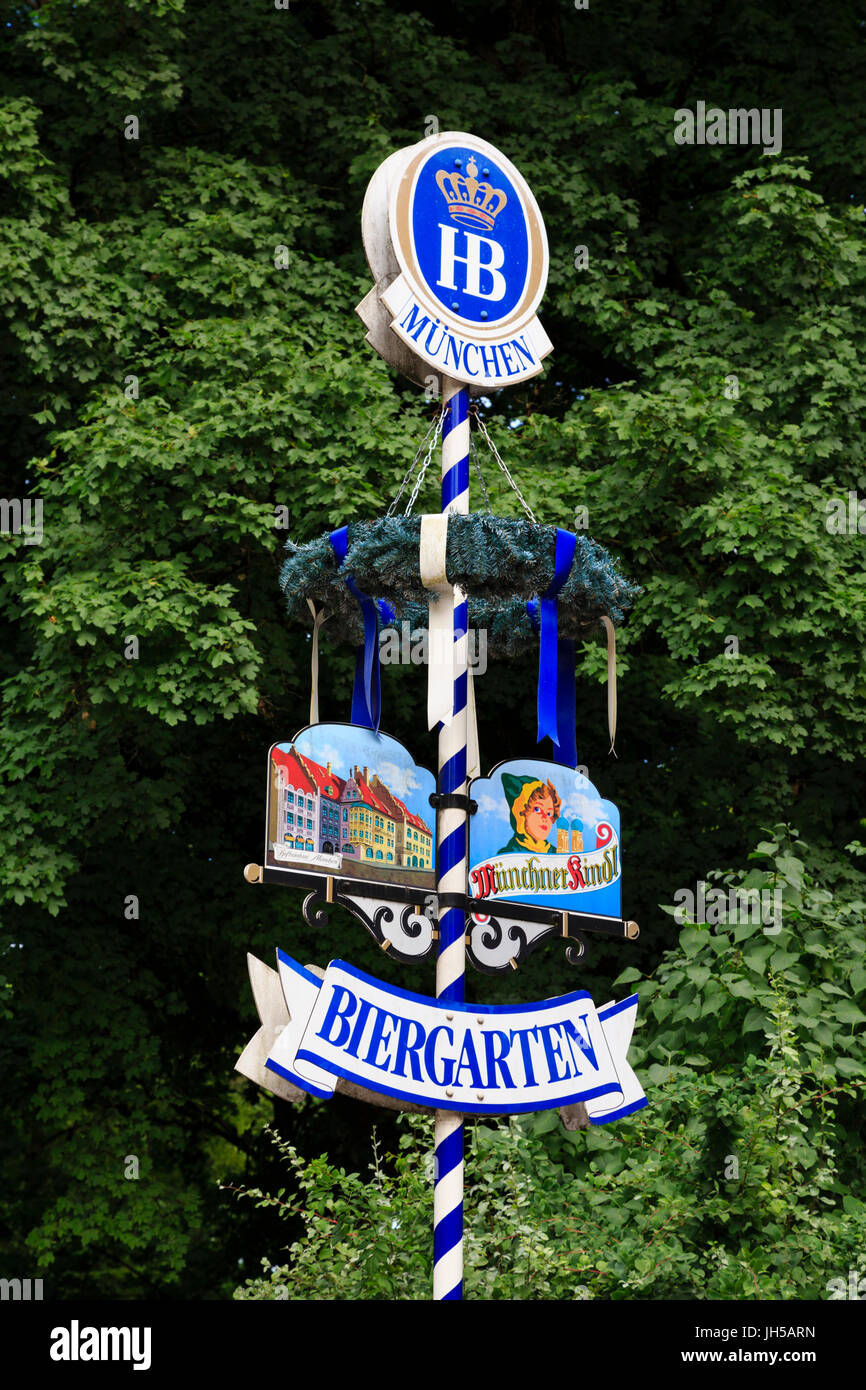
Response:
[378, 133, 551, 390]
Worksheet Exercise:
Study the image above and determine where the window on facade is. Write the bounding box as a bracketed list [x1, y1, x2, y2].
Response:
[287, 792, 294, 804]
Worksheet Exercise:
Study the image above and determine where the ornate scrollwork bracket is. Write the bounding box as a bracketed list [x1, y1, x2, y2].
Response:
[339, 894, 435, 962]
[466, 905, 637, 975]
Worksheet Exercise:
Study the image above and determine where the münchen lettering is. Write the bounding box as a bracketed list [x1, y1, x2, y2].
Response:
[398, 301, 537, 378]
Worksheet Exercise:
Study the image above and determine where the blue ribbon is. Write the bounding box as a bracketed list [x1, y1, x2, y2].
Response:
[557, 637, 577, 769]
[328, 527, 387, 730]
[535, 529, 578, 768]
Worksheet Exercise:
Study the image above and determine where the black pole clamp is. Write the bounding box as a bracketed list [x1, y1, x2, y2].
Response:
[429, 792, 478, 814]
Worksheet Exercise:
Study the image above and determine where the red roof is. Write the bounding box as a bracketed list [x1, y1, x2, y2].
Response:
[368, 778, 431, 838]
[390, 793, 430, 838]
[405, 810, 432, 837]
[297, 751, 345, 800]
[353, 778, 392, 817]
[271, 745, 315, 795]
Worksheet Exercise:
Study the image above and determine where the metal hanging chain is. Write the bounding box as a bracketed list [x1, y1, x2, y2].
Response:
[471, 407, 537, 523]
[403, 406, 446, 516]
[469, 433, 491, 511]
[386, 409, 445, 518]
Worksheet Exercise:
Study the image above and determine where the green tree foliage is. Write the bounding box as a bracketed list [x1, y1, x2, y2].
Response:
[1, 0, 864, 1297]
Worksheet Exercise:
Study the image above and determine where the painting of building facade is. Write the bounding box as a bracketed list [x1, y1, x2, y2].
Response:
[264, 725, 435, 888]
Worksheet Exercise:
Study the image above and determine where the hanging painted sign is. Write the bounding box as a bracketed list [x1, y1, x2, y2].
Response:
[461, 758, 633, 974]
[259, 722, 438, 961]
[361, 131, 551, 391]
[469, 759, 621, 917]
[255, 736, 636, 973]
[266, 723, 435, 883]
[241, 950, 646, 1122]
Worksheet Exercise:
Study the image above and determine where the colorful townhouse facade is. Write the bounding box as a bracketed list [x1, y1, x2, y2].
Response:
[269, 747, 432, 868]
[369, 774, 434, 869]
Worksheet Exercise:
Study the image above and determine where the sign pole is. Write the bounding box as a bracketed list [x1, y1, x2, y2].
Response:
[432, 376, 470, 1301]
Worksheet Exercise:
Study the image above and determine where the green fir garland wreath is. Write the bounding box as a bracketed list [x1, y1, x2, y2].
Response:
[280, 514, 639, 658]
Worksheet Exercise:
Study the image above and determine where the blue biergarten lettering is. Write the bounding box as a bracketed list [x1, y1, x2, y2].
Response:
[314, 984, 599, 1092]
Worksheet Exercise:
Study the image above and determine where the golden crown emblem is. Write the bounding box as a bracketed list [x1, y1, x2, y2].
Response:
[435, 155, 508, 233]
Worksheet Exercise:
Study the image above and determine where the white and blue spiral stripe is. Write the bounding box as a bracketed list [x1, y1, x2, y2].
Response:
[433, 379, 470, 1301]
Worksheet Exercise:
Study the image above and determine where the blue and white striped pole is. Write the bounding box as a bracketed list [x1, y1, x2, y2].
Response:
[433, 376, 470, 1301]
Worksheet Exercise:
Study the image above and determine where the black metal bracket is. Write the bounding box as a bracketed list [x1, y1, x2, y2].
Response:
[251, 863, 638, 976]
[297, 883, 436, 962]
[437, 892, 467, 908]
[429, 792, 478, 814]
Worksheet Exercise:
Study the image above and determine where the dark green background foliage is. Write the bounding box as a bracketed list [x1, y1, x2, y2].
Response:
[1, 0, 864, 1299]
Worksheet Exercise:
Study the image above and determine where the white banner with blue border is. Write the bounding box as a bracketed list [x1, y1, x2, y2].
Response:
[264, 952, 646, 1122]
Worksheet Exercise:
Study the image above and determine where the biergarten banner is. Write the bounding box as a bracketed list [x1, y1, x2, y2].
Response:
[246, 952, 647, 1121]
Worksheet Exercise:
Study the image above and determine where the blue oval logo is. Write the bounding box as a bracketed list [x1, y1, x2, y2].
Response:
[410, 146, 529, 327]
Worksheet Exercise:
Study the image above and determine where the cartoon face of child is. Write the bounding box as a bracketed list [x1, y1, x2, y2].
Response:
[524, 791, 556, 844]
